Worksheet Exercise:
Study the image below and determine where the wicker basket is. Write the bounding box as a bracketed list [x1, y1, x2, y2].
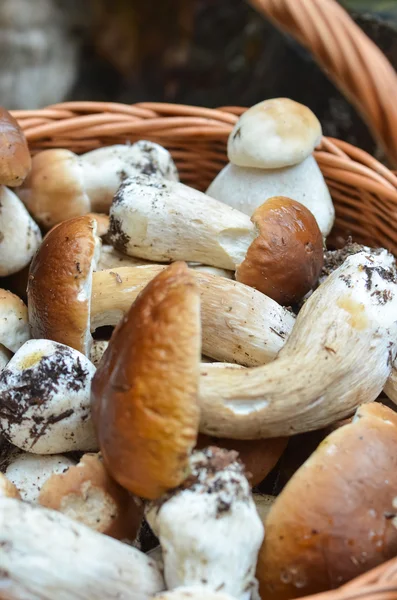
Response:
[9, 0, 397, 597]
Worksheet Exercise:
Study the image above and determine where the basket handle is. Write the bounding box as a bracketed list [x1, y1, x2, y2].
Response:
[248, 0, 397, 167]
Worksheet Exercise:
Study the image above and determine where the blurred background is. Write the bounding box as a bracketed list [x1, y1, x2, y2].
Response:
[0, 0, 396, 156]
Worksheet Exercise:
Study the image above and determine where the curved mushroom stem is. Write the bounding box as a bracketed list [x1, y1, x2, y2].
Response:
[146, 448, 264, 600]
[0, 497, 164, 599]
[91, 266, 295, 367]
[197, 250, 397, 439]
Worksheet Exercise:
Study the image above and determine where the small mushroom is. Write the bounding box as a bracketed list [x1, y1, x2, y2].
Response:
[109, 176, 324, 304]
[0, 105, 31, 187]
[92, 262, 201, 499]
[18, 140, 178, 229]
[38, 452, 143, 540]
[0, 472, 20, 498]
[4, 452, 75, 502]
[28, 215, 294, 365]
[256, 403, 397, 599]
[146, 447, 264, 599]
[0, 338, 97, 454]
[206, 98, 334, 237]
[197, 249, 397, 438]
[0, 497, 164, 599]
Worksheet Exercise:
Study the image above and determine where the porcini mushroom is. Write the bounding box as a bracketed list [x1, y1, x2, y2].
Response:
[197, 249, 397, 438]
[206, 98, 334, 237]
[0, 497, 164, 599]
[38, 452, 143, 540]
[91, 262, 201, 499]
[18, 140, 178, 229]
[4, 452, 75, 502]
[28, 215, 295, 365]
[108, 175, 324, 304]
[0, 105, 31, 187]
[256, 403, 397, 599]
[0, 338, 97, 454]
[146, 447, 264, 599]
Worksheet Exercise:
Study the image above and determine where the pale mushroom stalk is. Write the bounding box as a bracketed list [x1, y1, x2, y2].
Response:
[90, 266, 295, 367]
[146, 448, 264, 600]
[0, 497, 164, 599]
[197, 250, 397, 439]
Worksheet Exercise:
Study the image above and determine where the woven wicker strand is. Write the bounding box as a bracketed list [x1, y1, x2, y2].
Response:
[248, 0, 397, 169]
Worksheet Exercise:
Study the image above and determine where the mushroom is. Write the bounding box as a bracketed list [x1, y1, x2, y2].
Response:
[18, 140, 179, 229]
[4, 452, 75, 502]
[0, 338, 97, 454]
[197, 249, 397, 438]
[92, 262, 201, 499]
[0, 472, 20, 498]
[0, 105, 31, 187]
[0, 186, 42, 276]
[146, 447, 264, 599]
[108, 175, 324, 304]
[38, 452, 143, 540]
[206, 98, 334, 238]
[196, 434, 287, 487]
[256, 402, 397, 599]
[0, 497, 164, 599]
[28, 215, 295, 366]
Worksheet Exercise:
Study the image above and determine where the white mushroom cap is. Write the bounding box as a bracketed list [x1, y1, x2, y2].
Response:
[0, 186, 42, 276]
[0, 288, 30, 353]
[5, 452, 75, 502]
[0, 339, 97, 454]
[206, 157, 334, 237]
[228, 98, 322, 169]
[146, 448, 264, 600]
[0, 497, 164, 599]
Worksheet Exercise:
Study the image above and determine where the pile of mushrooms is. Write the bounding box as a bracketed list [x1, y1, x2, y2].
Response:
[0, 98, 397, 600]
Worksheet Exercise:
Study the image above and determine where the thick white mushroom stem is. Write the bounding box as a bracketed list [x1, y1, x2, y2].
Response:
[108, 176, 256, 269]
[198, 250, 397, 439]
[146, 448, 264, 600]
[91, 266, 294, 367]
[0, 497, 164, 599]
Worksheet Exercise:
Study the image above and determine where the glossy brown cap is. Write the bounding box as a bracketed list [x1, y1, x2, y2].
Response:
[27, 215, 99, 356]
[256, 403, 397, 600]
[91, 261, 201, 500]
[196, 435, 287, 487]
[0, 107, 31, 186]
[38, 452, 143, 540]
[236, 197, 323, 305]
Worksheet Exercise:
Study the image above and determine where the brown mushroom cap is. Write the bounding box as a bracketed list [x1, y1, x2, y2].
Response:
[38, 452, 143, 540]
[91, 261, 201, 500]
[0, 472, 21, 499]
[256, 402, 397, 600]
[0, 107, 31, 186]
[196, 435, 287, 487]
[27, 215, 99, 356]
[236, 197, 324, 305]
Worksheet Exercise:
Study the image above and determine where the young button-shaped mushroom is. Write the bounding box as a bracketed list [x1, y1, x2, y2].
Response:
[38, 452, 143, 540]
[109, 175, 324, 304]
[207, 98, 334, 237]
[0, 105, 31, 187]
[146, 447, 264, 599]
[92, 262, 201, 499]
[18, 140, 178, 229]
[198, 249, 397, 439]
[0, 339, 97, 454]
[5, 452, 75, 502]
[28, 215, 295, 366]
[257, 403, 397, 599]
[0, 497, 164, 599]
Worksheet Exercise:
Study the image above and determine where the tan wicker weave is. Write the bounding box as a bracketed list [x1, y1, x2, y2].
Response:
[7, 0, 397, 597]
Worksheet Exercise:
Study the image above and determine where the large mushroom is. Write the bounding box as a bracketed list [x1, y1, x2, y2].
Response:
[28, 215, 295, 366]
[91, 261, 201, 499]
[206, 98, 334, 238]
[108, 175, 324, 304]
[256, 403, 397, 599]
[17, 140, 178, 229]
[0, 338, 97, 453]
